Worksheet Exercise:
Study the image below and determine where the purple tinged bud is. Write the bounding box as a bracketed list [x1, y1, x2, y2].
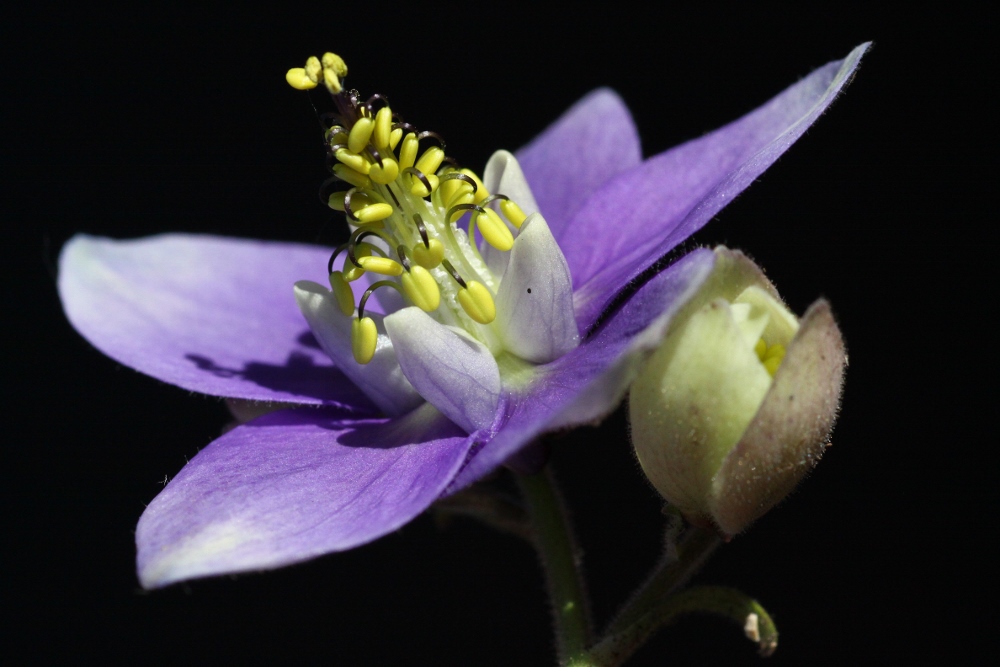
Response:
[629, 247, 846, 536]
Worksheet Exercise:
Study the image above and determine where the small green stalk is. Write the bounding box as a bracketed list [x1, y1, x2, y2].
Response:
[516, 468, 592, 665]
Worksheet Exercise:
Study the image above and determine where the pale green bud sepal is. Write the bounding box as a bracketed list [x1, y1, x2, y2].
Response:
[629, 247, 845, 536]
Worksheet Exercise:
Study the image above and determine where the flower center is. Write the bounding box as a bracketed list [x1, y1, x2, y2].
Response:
[287, 53, 530, 365]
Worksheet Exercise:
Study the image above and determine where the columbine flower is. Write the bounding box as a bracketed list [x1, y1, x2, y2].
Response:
[58, 45, 867, 588]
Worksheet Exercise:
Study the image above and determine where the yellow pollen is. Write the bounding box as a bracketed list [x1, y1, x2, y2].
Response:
[333, 164, 372, 190]
[476, 208, 515, 251]
[399, 133, 419, 170]
[457, 281, 496, 324]
[368, 158, 399, 185]
[351, 317, 378, 364]
[285, 68, 318, 90]
[410, 173, 440, 198]
[335, 149, 370, 175]
[328, 271, 356, 315]
[415, 147, 445, 176]
[401, 266, 441, 312]
[357, 255, 404, 276]
[388, 128, 403, 150]
[411, 239, 444, 269]
[352, 202, 394, 224]
[342, 244, 375, 282]
[373, 107, 393, 149]
[500, 199, 527, 228]
[305, 56, 322, 83]
[348, 117, 375, 154]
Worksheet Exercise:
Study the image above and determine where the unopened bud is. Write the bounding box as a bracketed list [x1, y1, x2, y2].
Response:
[629, 247, 846, 536]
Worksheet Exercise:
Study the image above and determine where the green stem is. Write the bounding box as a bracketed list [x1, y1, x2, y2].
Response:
[584, 586, 778, 665]
[606, 525, 721, 636]
[516, 467, 592, 665]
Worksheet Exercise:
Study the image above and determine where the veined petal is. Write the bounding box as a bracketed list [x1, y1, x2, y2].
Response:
[516, 88, 642, 238]
[569, 44, 870, 330]
[295, 281, 422, 416]
[137, 403, 474, 588]
[384, 307, 501, 434]
[481, 150, 541, 278]
[450, 249, 716, 490]
[494, 214, 579, 364]
[58, 234, 376, 412]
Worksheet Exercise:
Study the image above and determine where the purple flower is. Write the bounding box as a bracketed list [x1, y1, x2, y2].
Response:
[58, 45, 867, 588]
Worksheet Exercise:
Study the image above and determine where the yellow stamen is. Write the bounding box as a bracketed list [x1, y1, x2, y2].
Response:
[335, 149, 370, 175]
[285, 68, 318, 90]
[399, 133, 419, 170]
[357, 256, 404, 276]
[333, 164, 372, 190]
[754, 338, 767, 360]
[351, 317, 378, 364]
[388, 128, 403, 150]
[342, 244, 374, 282]
[368, 158, 399, 185]
[373, 107, 393, 149]
[328, 271, 356, 315]
[353, 202, 394, 224]
[500, 199, 527, 228]
[410, 173, 439, 198]
[401, 266, 441, 312]
[348, 117, 375, 154]
[415, 146, 445, 177]
[327, 193, 347, 211]
[460, 169, 489, 204]
[476, 208, 514, 251]
[411, 238, 444, 269]
[457, 280, 496, 324]
[305, 56, 322, 83]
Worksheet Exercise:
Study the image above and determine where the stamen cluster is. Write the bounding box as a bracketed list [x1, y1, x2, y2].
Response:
[287, 53, 528, 365]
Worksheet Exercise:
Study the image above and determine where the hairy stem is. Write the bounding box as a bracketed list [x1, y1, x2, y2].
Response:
[516, 467, 592, 665]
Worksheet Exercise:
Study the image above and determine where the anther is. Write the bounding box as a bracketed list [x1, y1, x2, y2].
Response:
[334, 149, 370, 175]
[344, 189, 393, 224]
[327, 192, 348, 211]
[404, 167, 438, 198]
[305, 56, 322, 83]
[415, 146, 445, 177]
[476, 207, 514, 251]
[348, 117, 375, 153]
[401, 265, 441, 312]
[459, 169, 489, 204]
[333, 164, 372, 190]
[328, 271, 356, 315]
[373, 106, 393, 149]
[399, 132, 419, 170]
[411, 238, 444, 269]
[439, 172, 478, 209]
[285, 67, 318, 90]
[351, 317, 378, 364]
[481, 193, 527, 230]
[457, 280, 497, 324]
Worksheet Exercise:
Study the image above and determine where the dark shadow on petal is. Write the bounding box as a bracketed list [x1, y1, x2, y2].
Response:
[185, 339, 379, 416]
[296, 330, 321, 350]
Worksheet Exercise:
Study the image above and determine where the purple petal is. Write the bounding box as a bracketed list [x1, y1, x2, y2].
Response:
[137, 403, 474, 588]
[568, 44, 870, 330]
[516, 88, 641, 238]
[450, 248, 716, 490]
[384, 308, 501, 434]
[59, 234, 377, 412]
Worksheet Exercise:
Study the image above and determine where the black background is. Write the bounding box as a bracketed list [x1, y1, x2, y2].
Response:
[4, 4, 993, 665]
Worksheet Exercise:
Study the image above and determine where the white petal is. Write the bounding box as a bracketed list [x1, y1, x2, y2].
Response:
[494, 213, 579, 363]
[481, 151, 541, 278]
[384, 307, 501, 433]
[294, 281, 422, 416]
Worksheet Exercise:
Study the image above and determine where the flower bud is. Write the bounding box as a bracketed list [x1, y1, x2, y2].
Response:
[629, 247, 846, 536]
